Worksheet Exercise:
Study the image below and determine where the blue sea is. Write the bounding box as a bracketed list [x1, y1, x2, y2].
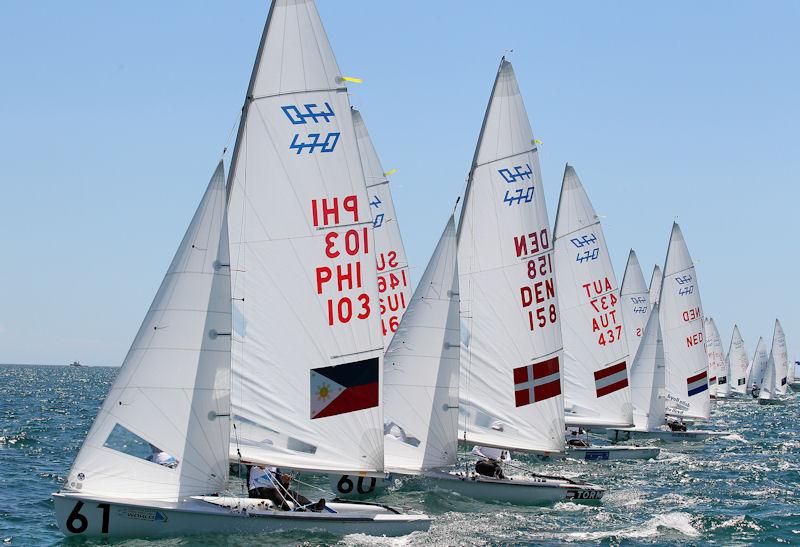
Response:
[1, 363, 799, 545]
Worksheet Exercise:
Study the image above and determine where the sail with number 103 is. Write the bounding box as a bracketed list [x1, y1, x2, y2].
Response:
[457, 58, 564, 454]
[226, 0, 386, 475]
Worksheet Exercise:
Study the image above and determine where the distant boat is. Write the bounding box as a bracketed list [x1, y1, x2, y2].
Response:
[726, 325, 750, 396]
[69, 361, 83, 368]
[758, 320, 788, 405]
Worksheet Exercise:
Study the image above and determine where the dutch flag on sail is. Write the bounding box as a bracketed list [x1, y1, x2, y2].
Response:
[594, 361, 629, 397]
[687, 371, 709, 396]
[513, 356, 561, 407]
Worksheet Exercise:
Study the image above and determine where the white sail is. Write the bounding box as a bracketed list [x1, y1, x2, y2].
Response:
[227, 0, 385, 474]
[554, 165, 633, 428]
[788, 351, 797, 385]
[727, 325, 749, 394]
[704, 318, 726, 397]
[748, 337, 769, 389]
[352, 108, 411, 347]
[772, 319, 789, 397]
[64, 162, 231, 501]
[457, 58, 564, 453]
[620, 250, 651, 365]
[759, 344, 777, 401]
[384, 216, 460, 474]
[660, 223, 710, 420]
[629, 303, 666, 431]
[648, 264, 663, 305]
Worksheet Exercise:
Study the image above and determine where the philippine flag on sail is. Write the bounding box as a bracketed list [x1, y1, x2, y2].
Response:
[310, 358, 379, 419]
[594, 361, 629, 397]
[513, 356, 561, 407]
[687, 370, 709, 396]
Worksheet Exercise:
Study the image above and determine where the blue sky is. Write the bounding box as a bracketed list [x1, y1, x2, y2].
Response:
[1, 1, 797, 366]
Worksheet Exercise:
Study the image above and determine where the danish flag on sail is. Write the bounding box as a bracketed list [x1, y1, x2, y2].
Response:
[594, 361, 629, 397]
[310, 358, 379, 419]
[513, 357, 561, 407]
[687, 370, 709, 396]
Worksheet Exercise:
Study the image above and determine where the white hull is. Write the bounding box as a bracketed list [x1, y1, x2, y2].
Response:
[567, 445, 660, 461]
[606, 428, 731, 443]
[421, 470, 604, 504]
[53, 492, 429, 539]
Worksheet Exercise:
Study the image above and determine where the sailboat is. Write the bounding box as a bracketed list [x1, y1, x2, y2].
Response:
[747, 337, 769, 398]
[789, 358, 800, 390]
[648, 264, 663, 305]
[553, 167, 656, 461]
[759, 320, 788, 405]
[609, 224, 728, 442]
[704, 318, 727, 398]
[620, 250, 652, 363]
[727, 325, 750, 396]
[53, 0, 430, 538]
[455, 58, 603, 502]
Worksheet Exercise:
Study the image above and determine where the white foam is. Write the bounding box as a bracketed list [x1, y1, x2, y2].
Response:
[559, 512, 700, 541]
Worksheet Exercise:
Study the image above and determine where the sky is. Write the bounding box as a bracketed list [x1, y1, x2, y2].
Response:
[1, 1, 798, 366]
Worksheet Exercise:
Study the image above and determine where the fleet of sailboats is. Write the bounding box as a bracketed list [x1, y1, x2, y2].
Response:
[52, 0, 795, 540]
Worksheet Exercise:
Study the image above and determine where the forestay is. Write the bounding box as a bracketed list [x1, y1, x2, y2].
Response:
[352, 108, 411, 347]
[660, 223, 710, 421]
[554, 165, 633, 428]
[772, 319, 789, 397]
[620, 250, 651, 366]
[65, 163, 231, 501]
[457, 58, 564, 453]
[704, 318, 727, 397]
[748, 337, 769, 390]
[629, 303, 666, 431]
[384, 216, 460, 474]
[227, 0, 384, 474]
[648, 264, 663, 305]
[727, 325, 749, 394]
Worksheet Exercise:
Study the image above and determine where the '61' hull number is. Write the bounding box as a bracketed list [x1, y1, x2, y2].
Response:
[66, 501, 110, 534]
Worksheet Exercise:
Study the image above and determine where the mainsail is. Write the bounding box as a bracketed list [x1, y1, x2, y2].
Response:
[352, 108, 411, 347]
[704, 318, 727, 397]
[727, 325, 749, 394]
[620, 250, 651, 367]
[457, 58, 564, 453]
[628, 303, 666, 431]
[65, 163, 231, 501]
[227, 0, 385, 474]
[554, 165, 633, 428]
[660, 223, 710, 420]
[384, 216, 460, 474]
[759, 339, 777, 402]
[748, 337, 769, 390]
[772, 319, 789, 397]
[648, 264, 663, 305]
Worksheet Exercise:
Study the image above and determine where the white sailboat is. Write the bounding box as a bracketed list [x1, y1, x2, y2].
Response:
[620, 250, 652, 363]
[55, 0, 429, 537]
[789, 357, 800, 390]
[456, 58, 603, 501]
[727, 325, 750, 395]
[352, 108, 411, 347]
[552, 168, 655, 461]
[747, 337, 769, 398]
[704, 318, 727, 398]
[759, 320, 788, 405]
[609, 224, 727, 442]
[648, 264, 663, 305]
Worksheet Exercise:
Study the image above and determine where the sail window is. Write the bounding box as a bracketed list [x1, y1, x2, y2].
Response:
[103, 424, 179, 468]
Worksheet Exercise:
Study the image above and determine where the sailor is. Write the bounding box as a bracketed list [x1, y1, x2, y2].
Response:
[667, 419, 687, 432]
[474, 458, 506, 479]
[566, 427, 589, 447]
[247, 465, 326, 512]
[750, 383, 760, 398]
[145, 444, 178, 468]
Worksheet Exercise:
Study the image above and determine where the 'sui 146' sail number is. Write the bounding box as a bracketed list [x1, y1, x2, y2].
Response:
[66, 500, 110, 534]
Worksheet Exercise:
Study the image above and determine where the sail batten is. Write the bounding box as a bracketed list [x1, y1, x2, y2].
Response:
[228, 0, 385, 474]
[457, 59, 565, 454]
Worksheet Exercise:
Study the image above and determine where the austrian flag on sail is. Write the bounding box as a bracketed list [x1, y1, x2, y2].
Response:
[513, 357, 561, 407]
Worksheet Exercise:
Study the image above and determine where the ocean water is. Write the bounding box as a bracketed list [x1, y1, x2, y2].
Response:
[1, 363, 799, 546]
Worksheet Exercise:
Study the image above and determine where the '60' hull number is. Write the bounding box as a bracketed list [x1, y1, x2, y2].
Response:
[336, 475, 377, 495]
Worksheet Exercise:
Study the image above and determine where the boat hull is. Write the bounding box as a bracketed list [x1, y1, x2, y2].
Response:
[606, 428, 731, 443]
[757, 398, 784, 405]
[567, 446, 660, 461]
[53, 492, 429, 539]
[422, 470, 604, 504]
